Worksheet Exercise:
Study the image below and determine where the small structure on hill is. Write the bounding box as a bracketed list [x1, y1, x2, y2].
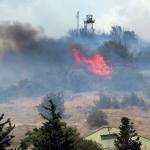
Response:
[83, 14, 95, 33]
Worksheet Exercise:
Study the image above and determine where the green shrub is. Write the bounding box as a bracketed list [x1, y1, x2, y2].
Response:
[87, 108, 108, 127]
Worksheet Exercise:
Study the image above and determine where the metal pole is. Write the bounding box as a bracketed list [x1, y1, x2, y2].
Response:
[77, 11, 79, 35]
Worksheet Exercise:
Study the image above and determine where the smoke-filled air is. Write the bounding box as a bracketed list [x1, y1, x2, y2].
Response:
[2, 1, 150, 149]
[0, 20, 150, 101]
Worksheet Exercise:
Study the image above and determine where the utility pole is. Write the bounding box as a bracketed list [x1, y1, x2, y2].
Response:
[76, 11, 79, 35]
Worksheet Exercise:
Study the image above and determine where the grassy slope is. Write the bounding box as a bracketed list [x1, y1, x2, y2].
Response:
[63, 91, 150, 138]
[1, 91, 150, 148]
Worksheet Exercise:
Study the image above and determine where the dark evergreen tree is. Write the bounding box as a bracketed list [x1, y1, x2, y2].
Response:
[20, 99, 79, 150]
[0, 114, 15, 150]
[114, 117, 142, 150]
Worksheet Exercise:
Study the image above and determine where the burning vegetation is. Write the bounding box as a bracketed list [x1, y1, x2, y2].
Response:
[0, 23, 149, 101]
[71, 44, 112, 75]
[1, 23, 150, 149]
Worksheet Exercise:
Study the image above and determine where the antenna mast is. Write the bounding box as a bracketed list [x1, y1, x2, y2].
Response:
[76, 11, 79, 35]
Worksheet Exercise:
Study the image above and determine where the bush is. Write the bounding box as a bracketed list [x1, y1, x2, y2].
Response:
[94, 94, 121, 109]
[121, 92, 145, 109]
[87, 108, 108, 127]
[94, 94, 112, 109]
[37, 93, 65, 118]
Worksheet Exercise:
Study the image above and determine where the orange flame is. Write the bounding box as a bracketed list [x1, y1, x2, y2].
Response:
[71, 44, 113, 76]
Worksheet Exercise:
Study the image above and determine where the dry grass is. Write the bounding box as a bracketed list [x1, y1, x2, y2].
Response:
[1, 91, 150, 148]
[63, 91, 150, 138]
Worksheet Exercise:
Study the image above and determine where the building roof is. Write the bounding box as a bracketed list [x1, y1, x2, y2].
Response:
[84, 126, 150, 149]
[84, 126, 118, 138]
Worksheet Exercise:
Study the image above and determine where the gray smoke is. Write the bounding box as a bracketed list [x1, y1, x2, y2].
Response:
[0, 22, 149, 101]
[0, 21, 45, 58]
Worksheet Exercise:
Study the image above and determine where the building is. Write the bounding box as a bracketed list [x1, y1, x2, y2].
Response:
[84, 127, 150, 149]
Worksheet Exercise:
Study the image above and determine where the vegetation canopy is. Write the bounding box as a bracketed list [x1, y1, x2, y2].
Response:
[98, 41, 133, 67]
[20, 97, 103, 150]
[20, 98, 79, 150]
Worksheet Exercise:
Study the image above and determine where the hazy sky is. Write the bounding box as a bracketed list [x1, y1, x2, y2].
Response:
[0, 0, 150, 40]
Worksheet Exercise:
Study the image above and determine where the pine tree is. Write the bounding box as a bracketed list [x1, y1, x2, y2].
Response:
[20, 99, 79, 150]
[0, 113, 15, 150]
[114, 117, 142, 150]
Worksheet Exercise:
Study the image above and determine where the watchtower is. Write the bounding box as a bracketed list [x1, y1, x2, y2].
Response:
[84, 14, 95, 32]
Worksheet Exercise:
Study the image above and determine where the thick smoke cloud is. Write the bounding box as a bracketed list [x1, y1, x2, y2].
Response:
[0, 21, 76, 87]
[0, 21, 45, 58]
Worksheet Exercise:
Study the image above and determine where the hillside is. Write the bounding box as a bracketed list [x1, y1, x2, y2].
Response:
[1, 91, 150, 148]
